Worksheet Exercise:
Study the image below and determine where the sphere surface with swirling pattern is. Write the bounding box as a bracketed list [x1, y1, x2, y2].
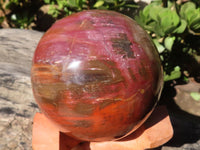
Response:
[31, 10, 163, 142]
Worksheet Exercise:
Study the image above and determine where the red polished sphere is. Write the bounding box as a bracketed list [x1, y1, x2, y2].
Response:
[31, 10, 163, 141]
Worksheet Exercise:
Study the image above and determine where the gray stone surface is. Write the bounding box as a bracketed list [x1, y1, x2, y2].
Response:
[0, 29, 42, 150]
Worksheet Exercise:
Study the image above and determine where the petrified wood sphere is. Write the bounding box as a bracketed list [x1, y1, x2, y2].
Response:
[31, 10, 163, 141]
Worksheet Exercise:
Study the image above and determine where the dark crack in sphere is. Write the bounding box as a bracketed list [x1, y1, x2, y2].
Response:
[31, 10, 163, 142]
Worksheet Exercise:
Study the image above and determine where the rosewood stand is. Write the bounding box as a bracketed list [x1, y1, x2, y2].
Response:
[32, 106, 173, 150]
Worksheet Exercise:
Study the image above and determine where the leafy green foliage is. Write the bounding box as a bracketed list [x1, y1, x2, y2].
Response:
[11, 12, 34, 29]
[0, 0, 42, 29]
[1, 0, 137, 29]
[135, 3, 186, 37]
[93, 0, 137, 10]
[135, 1, 200, 82]
[43, 0, 137, 18]
[180, 2, 200, 34]
[43, 0, 88, 18]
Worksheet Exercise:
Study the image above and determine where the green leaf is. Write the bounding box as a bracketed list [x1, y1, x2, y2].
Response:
[44, 0, 51, 4]
[94, 1, 104, 8]
[144, 21, 156, 32]
[159, 10, 180, 33]
[164, 36, 176, 51]
[0, 17, 4, 23]
[154, 23, 165, 36]
[191, 22, 200, 31]
[164, 66, 181, 81]
[160, 17, 175, 33]
[68, 0, 79, 8]
[149, 6, 162, 21]
[143, 4, 151, 18]
[153, 39, 165, 53]
[184, 76, 189, 82]
[185, 9, 195, 22]
[184, 2, 196, 10]
[180, 2, 196, 19]
[165, 25, 177, 34]
[170, 11, 180, 27]
[190, 15, 200, 28]
[152, 8, 180, 35]
[48, 6, 60, 18]
[188, 10, 199, 23]
[135, 11, 148, 27]
[174, 19, 187, 34]
[135, 15, 142, 25]
[190, 92, 200, 101]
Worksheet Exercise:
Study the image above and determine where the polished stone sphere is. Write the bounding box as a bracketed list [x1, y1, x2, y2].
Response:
[31, 10, 163, 142]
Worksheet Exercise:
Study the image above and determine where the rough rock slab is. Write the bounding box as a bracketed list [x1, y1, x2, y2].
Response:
[0, 29, 43, 150]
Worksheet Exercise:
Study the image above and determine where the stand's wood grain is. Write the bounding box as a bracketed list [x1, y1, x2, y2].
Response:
[32, 106, 173, 150]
